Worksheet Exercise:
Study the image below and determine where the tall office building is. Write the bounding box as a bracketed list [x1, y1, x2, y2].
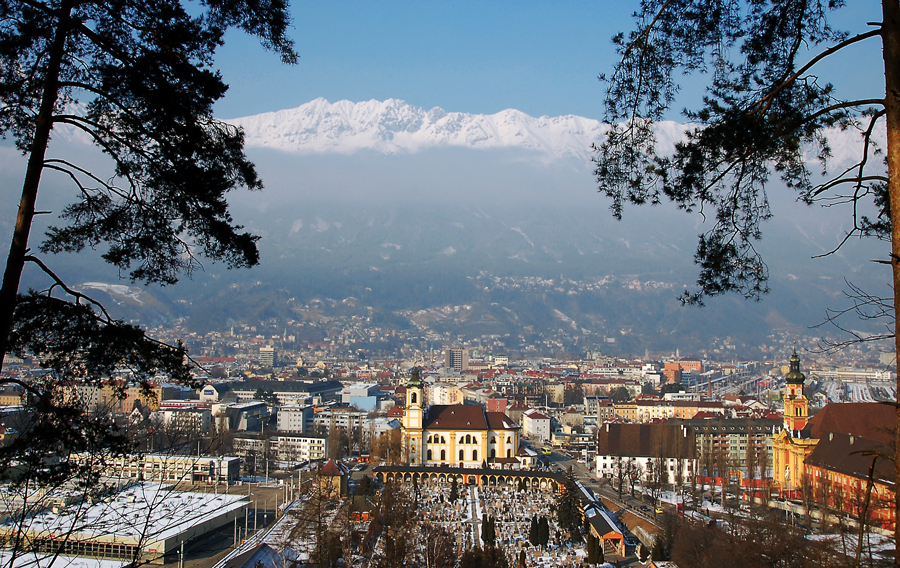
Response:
[259, 345, 275, 367]
[445, 348, 469, 372]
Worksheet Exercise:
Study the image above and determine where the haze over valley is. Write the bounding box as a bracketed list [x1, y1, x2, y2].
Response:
[1, 99, 889, 358]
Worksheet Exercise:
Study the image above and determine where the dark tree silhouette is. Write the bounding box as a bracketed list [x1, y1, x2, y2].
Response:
[586, 531, 604, 564]
[556, 468, 582, 542]
[449, 476, 460, 503]
[537, 516, 550, 548]
[595, 4, 900, 562]
[0, 0, 296, 504]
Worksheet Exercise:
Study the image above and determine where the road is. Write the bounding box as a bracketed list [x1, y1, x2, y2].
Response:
[543, 447, 667, 528]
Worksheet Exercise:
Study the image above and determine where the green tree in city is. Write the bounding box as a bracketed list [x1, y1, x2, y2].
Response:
[609, 386, 631, 404]
[459, 545, 510, 568]
[556, 468, 582, 542]
[595, 3, 900, 560]
[537, 516, 550, 548]
[586, 531, 604, 564]
[481, 514, 497, 546]
[356, 475, 374, 496]
[449, 476, 460, 503]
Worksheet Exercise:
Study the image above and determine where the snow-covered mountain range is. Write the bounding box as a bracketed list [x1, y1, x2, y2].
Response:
[228, 98, 885, 168]
[228, 98, 684, 163]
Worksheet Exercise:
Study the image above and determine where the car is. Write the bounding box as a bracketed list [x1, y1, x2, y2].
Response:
[655, 507, 664, 514]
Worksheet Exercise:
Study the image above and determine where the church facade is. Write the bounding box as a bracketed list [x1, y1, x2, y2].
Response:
[772, 350, 815, 497]
[401, 369, 521, 468]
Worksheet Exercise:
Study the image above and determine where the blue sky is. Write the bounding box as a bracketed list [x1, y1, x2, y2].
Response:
[212, 1, 885, 121]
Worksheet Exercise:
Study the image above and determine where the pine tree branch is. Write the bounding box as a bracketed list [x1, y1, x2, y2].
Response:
[751, 29, 883, 117]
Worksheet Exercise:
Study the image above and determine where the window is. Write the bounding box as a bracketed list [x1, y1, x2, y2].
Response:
[466, 434, 471, 444]
[459, 449, 464, 461]
[490, 449, 496, 458]
[441, 449, 446, 461]
[472, 450, 478, 461]
[490, 436, 497, 444]
[427, 449, 432, 460]
[507, 449, 512, 458]
[506, 436, 511, 444]
[411, 392, 417, 404]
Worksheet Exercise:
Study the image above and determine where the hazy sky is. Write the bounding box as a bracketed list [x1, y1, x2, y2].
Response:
[212, 1, 885, 121]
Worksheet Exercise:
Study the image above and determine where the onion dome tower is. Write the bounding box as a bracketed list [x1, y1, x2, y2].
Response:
[783, 350, 809, 433]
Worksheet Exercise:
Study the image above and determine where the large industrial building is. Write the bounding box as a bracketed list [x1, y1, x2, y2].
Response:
[0, 483, 248, 564]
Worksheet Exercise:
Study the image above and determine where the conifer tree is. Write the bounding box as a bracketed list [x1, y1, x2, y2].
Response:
[449, 477, 460, 503]
[0, 0, 296, 491]
[596, 4, 900, 562]
[538, 516, 550, 547]
[556, 467, 582, 542]
[586, 531, 604, 564]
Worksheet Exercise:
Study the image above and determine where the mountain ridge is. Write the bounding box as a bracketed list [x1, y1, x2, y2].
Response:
[227, 98, 884, 168]
[228, 98, 683, 163]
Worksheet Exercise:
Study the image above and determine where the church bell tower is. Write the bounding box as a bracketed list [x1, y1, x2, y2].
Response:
[783, 350, 809, 433]
[403, 367, 425, 465]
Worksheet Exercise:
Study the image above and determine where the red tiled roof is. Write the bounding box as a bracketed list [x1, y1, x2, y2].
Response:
[319, 459, 350, 476]
[424, 405, 519, 432]
[806, 402, 894, 442]
[485, 412, 520, 430]
[524, 410, 550, 420]
[597, 423, 696, 459]
[805, 432, 894, 486]
[425, 405, 487, 430]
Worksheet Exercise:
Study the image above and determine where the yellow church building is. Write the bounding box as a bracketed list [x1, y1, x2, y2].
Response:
[401, 368, 521, 468]
[772, 350, 816, 498]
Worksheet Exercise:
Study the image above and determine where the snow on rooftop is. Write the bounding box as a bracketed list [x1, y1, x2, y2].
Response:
[0, 551, 128, 568]
[4, 483, 248, 543]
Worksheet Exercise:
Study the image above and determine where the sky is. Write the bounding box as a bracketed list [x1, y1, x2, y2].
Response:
[211, 1, 886, 121]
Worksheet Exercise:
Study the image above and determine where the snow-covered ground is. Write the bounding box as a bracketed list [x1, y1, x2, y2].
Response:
[820, 380, 896, 403]
[809, 532, 894, 563]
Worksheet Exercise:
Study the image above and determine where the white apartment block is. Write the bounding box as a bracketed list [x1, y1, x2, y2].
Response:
[277, 405, 314, 433]
[428, 383, 464, 406]
[270, 434, 327, 464]
[522, 409, 551, 442]
[313, 409, 368, 432]
[74, 454, 241, 483]
[155, 408, 211, 435]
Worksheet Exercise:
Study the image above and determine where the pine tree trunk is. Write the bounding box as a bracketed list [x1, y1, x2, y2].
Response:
[0, 2, 71, 374]
[882, 1, 900, 566]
